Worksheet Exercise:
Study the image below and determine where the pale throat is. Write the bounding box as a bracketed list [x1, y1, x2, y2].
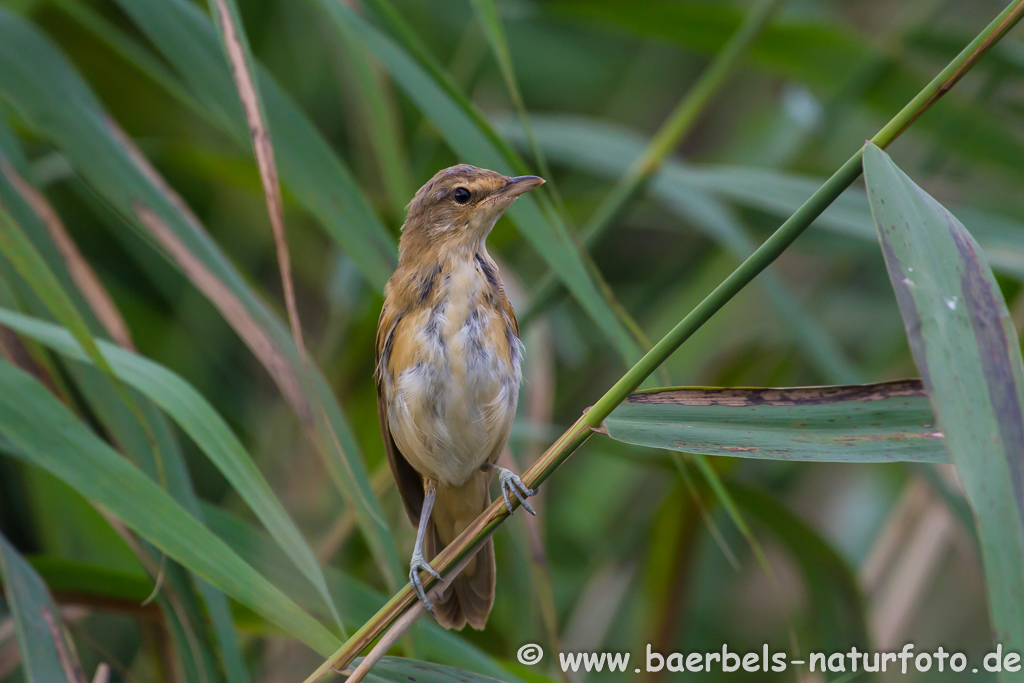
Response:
[434, 226, 494, 265]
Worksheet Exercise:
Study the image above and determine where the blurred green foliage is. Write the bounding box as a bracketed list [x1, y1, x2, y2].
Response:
[1, 0, 1022, 681]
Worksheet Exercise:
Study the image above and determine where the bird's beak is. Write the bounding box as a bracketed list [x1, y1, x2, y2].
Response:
[495, 175, 545, 200]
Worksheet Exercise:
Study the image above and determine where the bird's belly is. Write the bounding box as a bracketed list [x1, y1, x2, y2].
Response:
[387, 305, 520, 486]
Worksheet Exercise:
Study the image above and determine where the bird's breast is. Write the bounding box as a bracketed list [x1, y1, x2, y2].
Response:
[384, 259, 522, 486]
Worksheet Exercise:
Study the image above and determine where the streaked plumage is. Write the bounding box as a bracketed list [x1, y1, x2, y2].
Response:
[375, 165, 542, 629]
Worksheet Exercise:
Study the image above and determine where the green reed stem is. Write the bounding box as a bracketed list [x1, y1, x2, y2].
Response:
[521, 0, 787, 326]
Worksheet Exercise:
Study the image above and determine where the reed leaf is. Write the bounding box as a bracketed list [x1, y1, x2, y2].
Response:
[0, 117, 249, 682]
[0, 307, 343, 636]
[0, 357, 341, 655]
[202, 504, 531, 683]
[604, 380, 943, 463]
[206, 0, 307, 359]
[501, 115, 863, 383]
[863, 141, 1024, 672]
[548, 0, 1024, 182]
[0, 7, 402, 588]
[503, 115, 1024, 281]
[0, 532, 85, 683]
[105, 0, 396, 289]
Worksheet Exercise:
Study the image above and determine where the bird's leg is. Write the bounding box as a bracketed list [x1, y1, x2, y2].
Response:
[410, 479, 443, 613]
[481, 462, 537, 516]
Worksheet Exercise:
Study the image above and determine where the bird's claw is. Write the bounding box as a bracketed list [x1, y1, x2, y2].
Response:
[497, 468, 537, 516]
[409, 552, 443, 614]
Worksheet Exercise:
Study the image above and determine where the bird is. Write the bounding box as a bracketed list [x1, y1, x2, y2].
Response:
[375, 164, 544, 629]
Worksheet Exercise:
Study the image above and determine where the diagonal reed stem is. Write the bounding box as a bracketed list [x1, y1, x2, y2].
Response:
[304, 1, 1024, 679]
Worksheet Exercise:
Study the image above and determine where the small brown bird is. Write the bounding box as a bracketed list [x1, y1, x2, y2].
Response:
[375, 164, 544, 629]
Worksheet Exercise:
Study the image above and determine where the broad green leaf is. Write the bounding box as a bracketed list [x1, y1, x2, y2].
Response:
[604, 380, 945, 463]
[0, 532, 83, 683]
[313, 0, 643, 363]
[0, 115, 247, 682]
[0, 307, 342, 637]
[0, 7, 401, 589]
[0, 172, 229, 681]
[863, 142, 1024, 669]
[0, 358, 340, 655]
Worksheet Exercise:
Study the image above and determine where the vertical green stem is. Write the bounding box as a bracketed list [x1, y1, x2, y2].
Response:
[583, 0, 786, 242]
[521, 0, 786, 324]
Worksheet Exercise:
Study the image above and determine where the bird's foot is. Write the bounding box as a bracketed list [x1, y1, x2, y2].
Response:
[490, 466, 537, 516]
[409, 551, 443, 614]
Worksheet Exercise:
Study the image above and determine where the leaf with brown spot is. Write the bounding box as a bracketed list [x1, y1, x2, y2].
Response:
[864, 141, 1024, 664]
[604, 379, 945, 463]
[0, 324, 59, 396]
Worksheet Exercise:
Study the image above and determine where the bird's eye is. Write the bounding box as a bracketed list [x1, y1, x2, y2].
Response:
[452, 187, 472, 204]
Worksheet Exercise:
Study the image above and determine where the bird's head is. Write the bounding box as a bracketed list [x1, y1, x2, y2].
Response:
[399, 164, 544, 255]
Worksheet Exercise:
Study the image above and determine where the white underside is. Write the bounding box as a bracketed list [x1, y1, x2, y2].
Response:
[386, 259, 522, 486]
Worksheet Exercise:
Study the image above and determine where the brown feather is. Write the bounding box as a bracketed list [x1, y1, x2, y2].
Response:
[425, 472, 495, 630]
[375, 303, 423, 525]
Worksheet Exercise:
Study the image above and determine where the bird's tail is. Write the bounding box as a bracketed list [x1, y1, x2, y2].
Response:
[424, 471, 494, 630]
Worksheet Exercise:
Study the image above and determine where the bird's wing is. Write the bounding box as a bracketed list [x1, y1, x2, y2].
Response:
[498, 291, 519, 338]
[375, 302, 425, 526]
